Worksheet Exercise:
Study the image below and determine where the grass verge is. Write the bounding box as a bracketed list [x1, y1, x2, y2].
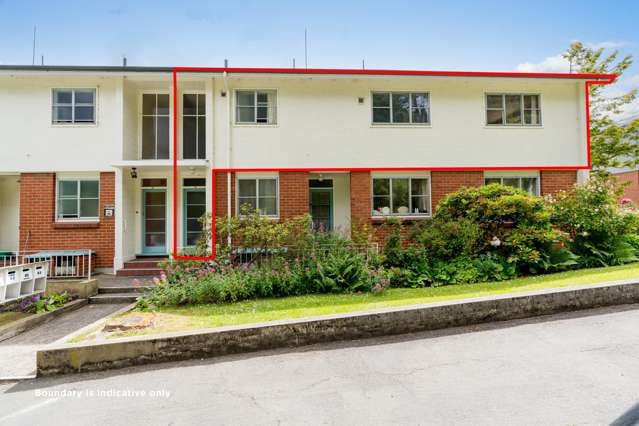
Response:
[70, 262, 639, 343]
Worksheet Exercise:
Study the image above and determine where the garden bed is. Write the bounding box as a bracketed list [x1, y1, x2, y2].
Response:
[69, 262, 639, 343]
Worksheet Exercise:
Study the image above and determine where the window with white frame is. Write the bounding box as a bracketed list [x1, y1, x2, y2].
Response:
[484, 176, 539, 195]
[52, 89, 96, 124]
[142, 93, 170, 159]
[372, 177, 430, 216]
[486, 94, 541, 126]
[372, 92, 430, 124]
[237, 178, 278, 216]
[235, 90, 277, 124]
[57, 180, 99, 220]
[182, 94, 206, 159]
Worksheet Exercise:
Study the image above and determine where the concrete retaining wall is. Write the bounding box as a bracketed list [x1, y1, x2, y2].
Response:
[45, 279, 98, 299]
[37, 280, 639, 376]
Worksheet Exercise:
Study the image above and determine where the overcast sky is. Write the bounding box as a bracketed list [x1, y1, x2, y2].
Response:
[1, 0, 637, 119]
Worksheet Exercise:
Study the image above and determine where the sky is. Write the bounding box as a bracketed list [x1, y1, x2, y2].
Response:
[1, 0, 638, 119]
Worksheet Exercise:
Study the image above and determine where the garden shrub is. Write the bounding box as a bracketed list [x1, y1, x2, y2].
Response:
[549, 176, 638, 267]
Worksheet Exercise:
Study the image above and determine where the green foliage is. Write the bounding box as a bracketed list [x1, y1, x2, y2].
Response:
[411, 217, 482, 260]
[434, 184, 567, 273]
[22, 292, 71, 314]
[140, 232, 379, 307]
[549, 176, 638, 267]
[563, 41, 639, 172]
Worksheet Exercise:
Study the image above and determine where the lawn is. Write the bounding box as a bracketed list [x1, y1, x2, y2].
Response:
[71, 262, 639, 342]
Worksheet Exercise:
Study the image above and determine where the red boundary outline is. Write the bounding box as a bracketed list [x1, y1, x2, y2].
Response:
[171, 67, 616, 260]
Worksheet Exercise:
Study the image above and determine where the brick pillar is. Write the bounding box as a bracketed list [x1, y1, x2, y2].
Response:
[540, 170, 577, 196]
[279, 172, 309, 219]
[430, 171, 484, 210]
[214, 172, 235, 217]
[350, 171, 371, 223]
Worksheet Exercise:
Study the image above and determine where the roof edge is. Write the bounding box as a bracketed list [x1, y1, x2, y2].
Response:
[0, 65, 615, 80]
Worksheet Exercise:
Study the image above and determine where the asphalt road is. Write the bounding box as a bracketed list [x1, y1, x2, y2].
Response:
[1, 304, 639, 426]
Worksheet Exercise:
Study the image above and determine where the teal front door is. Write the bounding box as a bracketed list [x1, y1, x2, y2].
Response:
[184, 189, 206, 247]
[309, 188, 333, 232]
[142, 189, 167, 254]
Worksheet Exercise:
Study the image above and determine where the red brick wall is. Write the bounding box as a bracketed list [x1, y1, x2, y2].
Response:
[431, 171, 484, 210]
[279, 172, 309, 219]
[614, 171, 639, 203]
[214, 172, 236, 217]
[19, 172, 115, 268]
[540, 170, 577, 196]
[350, 171, 372, 223]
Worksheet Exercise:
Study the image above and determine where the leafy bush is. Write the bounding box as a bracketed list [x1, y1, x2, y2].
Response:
[18, 292, 71, 314]
[433, 184, 573, 273]
[549, 177, 638, 267]
[140, 231, 379, 307]
[411, 217, 482, 260]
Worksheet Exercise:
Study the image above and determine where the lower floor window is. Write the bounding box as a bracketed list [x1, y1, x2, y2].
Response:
[484, 176, 539, 195]
[237, 178, 278, 216]
[57, 180, 99, 219]
[372, 177, 430, 216]
[184, 189, 206, 246]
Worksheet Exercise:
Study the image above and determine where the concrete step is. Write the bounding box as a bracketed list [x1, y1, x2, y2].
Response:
[116, 268, 162, 277]
[123, 260, 163, 269]
[89, 293, 140, 304]
[98, 286, 154, 294]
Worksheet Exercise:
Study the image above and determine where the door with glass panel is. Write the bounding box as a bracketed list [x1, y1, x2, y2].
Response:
[142, 189, 167, 254]
[142, 94, 170, 159]
[183, 189, 206, 247]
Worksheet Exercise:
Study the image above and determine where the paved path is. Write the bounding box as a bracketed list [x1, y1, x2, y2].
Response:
[1, 304, 639, 425]
[0, 304, 123, 378]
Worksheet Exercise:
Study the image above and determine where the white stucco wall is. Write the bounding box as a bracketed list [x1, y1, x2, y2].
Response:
[0, 175, 20, 250]
[213, 75, 586, 169]
[0, 75, 123, 172]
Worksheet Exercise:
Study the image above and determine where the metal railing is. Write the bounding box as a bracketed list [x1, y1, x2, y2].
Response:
[0, 249, 94, 280]
[218, 242, 380, 266]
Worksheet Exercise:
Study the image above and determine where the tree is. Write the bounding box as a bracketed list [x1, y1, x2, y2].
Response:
[563, 41, 639, 173]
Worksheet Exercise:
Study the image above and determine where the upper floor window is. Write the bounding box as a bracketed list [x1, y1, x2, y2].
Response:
[236, 90, 277, 125]
[484, 176, 539, 196]
[372, 176, 431, 216]
[183, 94, 206, 159]
[237, 178, 278, 216]
[372, 92, 430, 125]
[486, 94, 541, 126]
[142, 93, 170, 159]
[57, 179, 99, 220]
[52, 89, 96, 124]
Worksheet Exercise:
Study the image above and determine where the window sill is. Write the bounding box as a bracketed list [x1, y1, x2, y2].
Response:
[370, 124, 432, 128]
[232, 123, 278, 128]
[51, 123, 98, 128]
[483, 125, 543, 129]
[371, 215, 431, 222]
[53, 221, 100, 229]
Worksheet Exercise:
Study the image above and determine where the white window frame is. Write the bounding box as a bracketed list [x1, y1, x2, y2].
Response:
[139, 91, 171, 160]
[181, 92, 206, 160]
[483, 171, 540, 195]
[51, 88, 97, 125]
[234, 89, 278, 125]
[371, 174, 432, 218]
[236, 176, 279, 218]
[55, 177, 100, 222]
[484, 93, 542, 127]
[371, 91, 431, 125]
